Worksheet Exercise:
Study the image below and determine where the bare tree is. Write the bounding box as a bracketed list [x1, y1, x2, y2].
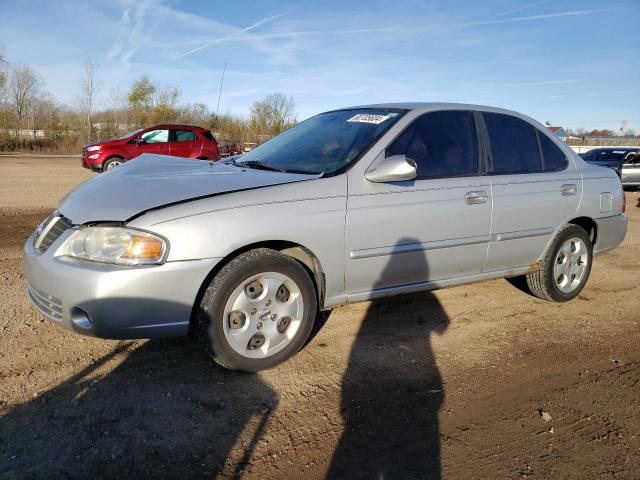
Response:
[0, 50, 8, 128]
[78, 58, 102, 142]
[9, 65, 42, 129]
[0, 51, 7, 97]
[250, 93, 296, 136]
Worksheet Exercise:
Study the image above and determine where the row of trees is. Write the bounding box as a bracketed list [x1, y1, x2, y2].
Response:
[0, 53, 297, 153]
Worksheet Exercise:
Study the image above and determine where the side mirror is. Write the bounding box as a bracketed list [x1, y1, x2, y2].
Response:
[365, 154, 417, 183]
[134, 137, 144, 145]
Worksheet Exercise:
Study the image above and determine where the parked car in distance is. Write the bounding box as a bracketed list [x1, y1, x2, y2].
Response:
[82, 124, 220, 172]
[25, 103, 627, 372]
[621, 152, 640, 189]
[579, 147, 640, 177]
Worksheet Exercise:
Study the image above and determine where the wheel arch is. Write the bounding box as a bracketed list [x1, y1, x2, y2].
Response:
[568, 216, 598, 245]
[189, 240, 327, 332]
[534, 216, 598, 271]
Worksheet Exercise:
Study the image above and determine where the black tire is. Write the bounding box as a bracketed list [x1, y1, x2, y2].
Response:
[102, 157, 125, 172]
[196, 248, 317, 372]
[522, 224, 593, 302]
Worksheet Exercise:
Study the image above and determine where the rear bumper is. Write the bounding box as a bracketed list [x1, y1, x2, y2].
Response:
[23, 230, 220, 339]
[594, 214, 627, 255]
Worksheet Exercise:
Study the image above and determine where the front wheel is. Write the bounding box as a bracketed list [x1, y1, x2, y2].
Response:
[196, 248, 317, 371]
[102, 157, 125, 171]
[523, 224, 593, 302]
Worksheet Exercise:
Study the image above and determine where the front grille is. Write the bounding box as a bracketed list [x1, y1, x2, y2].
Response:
[27, 284, 64, 321]
[35, 215, 73, 252]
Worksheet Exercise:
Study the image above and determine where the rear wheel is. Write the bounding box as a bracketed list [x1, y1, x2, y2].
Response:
[102, 157, 124, 171]
[520, 224, 593, 302]
[196, 248, 317, 371]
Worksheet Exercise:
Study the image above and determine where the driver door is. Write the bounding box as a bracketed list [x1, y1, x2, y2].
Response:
[345, 110, 492, 299]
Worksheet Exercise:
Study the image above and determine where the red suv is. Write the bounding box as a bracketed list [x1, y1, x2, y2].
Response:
[82, 124, 220, 172]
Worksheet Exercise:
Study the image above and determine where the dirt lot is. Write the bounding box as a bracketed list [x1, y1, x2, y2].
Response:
[1, 155, 639, 479]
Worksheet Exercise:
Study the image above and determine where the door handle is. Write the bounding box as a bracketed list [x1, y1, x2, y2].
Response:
[465, 190, 488, 205]
[560, 184, 577, 196]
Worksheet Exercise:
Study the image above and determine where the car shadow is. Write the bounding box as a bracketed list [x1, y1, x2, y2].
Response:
[327, 238, 449, 479]
[2, 240, 449, 480]
[0, 333, 277, 479]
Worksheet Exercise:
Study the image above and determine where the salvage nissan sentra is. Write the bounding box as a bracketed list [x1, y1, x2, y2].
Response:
[23, 103, 627, 371]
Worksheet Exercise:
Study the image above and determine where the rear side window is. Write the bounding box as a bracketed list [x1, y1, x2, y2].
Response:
[174, 129, 197, 142]
[386, 110, 478, 178]
[539, 133, 567, 171]
[483, 112, 540, 173]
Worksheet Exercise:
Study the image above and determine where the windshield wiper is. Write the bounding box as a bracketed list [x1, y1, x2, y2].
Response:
[239, 160, 286, 172]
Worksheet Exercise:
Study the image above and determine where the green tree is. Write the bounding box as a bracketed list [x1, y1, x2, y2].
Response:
[127, 75, 156, 126]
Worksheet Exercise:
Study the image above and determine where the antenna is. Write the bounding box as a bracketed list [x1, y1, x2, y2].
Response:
[216, 61, 227, 116]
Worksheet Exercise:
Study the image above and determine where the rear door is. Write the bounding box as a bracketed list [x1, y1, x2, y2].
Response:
[482, 112, 580, 272]
[137, 129, 171, 157]
[170, 129, 201, 159]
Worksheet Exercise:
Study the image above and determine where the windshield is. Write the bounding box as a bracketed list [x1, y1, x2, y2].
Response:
[237, 108, 405, 175]
[117, 128, 144, 140]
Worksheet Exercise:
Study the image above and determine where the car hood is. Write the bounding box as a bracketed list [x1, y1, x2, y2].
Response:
[84, 139, 125, 149]
[58, 154, 321, 224]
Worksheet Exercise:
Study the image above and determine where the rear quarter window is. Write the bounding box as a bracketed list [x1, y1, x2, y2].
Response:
[539, 133, 567, 171]
[202, 131, 215, 141]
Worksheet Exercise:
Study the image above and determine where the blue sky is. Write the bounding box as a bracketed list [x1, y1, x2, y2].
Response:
[1, 0, 639, 131]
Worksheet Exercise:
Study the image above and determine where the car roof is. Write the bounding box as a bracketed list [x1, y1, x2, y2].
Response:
[589, 147, 638, 152]
[333, 102, 524, 116]
[147, 124, 206, 130]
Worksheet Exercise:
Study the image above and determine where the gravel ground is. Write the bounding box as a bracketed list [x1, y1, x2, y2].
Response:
[1, 156, 639, 479]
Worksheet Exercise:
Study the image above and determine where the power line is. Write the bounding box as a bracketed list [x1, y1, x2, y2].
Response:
[216, 61, 227, 116]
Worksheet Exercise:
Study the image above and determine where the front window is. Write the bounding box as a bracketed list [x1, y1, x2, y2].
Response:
[386, 110, 479, 178]
[118, 128, 144, 140]
[141, 129, 169, 144]
[236, 108, 405, 175]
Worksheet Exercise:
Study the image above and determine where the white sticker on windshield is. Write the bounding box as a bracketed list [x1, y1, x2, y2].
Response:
[347, 114, 390, 124]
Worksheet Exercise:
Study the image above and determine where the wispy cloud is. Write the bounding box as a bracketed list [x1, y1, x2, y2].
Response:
[464, 7, 634, 28]
[487, 0, 554, 20]
[107, 0, 159, 69]
[168, 14, 285, 61]
[471, 79, 582, 88]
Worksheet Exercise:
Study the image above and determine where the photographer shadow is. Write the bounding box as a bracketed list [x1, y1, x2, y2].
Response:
[328, 238, 450, 480]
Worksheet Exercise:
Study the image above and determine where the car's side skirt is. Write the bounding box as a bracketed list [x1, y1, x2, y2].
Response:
[347, 266, 530, 303]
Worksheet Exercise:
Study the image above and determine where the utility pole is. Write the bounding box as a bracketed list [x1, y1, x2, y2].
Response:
[216, 61, 227, 116]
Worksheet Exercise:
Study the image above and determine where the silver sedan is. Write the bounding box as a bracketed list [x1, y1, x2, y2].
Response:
[23, 103, 627, 371]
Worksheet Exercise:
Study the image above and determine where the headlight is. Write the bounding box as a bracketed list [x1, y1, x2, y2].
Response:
[62, 227, 168, 265]
[86, 146, 101, 152]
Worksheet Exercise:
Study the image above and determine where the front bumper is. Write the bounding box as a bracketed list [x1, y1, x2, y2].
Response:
[81, 151, 105, 171]
[23, 230, 220, 339]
